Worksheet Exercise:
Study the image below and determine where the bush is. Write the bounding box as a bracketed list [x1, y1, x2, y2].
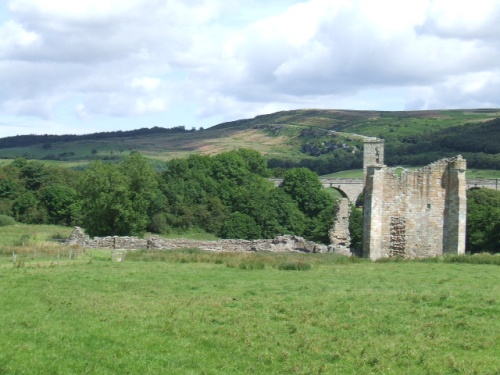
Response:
[0, 214, 16, 226]
[148, 213, 171, 234]
[218, 212, 261, 240]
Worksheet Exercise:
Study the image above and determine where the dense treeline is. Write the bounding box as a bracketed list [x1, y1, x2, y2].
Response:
[384, 118, 500, 169]
[0, 150, 498, 252]
[0, 150, 335, 244]
[156, 150, 334, 243]
[0, 126, 194, 149]
[0, 158, 80, 225]
[268, 151, 363, 176]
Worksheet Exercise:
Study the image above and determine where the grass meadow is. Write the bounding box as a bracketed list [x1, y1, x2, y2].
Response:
[0, 244, 498, 374]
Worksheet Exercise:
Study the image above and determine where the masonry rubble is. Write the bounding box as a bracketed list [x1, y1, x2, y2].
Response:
[66, 227, 329, 253]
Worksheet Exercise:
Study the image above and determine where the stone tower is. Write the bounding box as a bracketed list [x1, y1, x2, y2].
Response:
[362, 138, 466, 260]
[363, 138, 385, 172]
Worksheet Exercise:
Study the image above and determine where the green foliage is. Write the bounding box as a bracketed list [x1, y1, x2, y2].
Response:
[281, 168, 335, 243]
[230, 186, 306, 239]
[0, 214, 15, 226]
[305, 203, 334, 244]
[349, 206, 363, 255]
[79, 161, 131, 236]
[281, 168, 327, 216]
[148, 213, 171, 234]
[11, 191, 46, 224]
[211, 151, 250, 185]
[466, 188, 500, 254]
[79, 154, 161, 237]
[19, 160, 46, 190]
[161, 153, 314, 241]
[233, 148, 270, 177]
[0, 177, 21, 199]
[219, 212, 261, 240]
[39, 184, 79, 225]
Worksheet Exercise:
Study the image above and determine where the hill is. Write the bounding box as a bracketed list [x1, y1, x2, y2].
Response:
[0, 109, 499, 174]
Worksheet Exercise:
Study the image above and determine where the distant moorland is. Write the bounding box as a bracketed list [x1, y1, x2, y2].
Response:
[1, 109, 500, 175]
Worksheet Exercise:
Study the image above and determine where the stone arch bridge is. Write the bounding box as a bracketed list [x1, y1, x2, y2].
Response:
[270, 178, 500, 203]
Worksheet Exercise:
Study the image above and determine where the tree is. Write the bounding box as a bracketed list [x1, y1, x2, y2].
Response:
[79, 161, 132, 236]
[306, 203, 335, 244]
[231, 184, 306, 239]
[467, 188, 500, 254]
[281, 168, 335, 243]
[39, 184, 80, 225]
[12, 192, 46, 224]
[281, 168, 332, 217]
[349, 206, 363, 256]
[120, 152, 163, 226]
[78, 154, 161, 237]
[234, 148, 269, 177]
[19, 161, 46, 190]
[219, 212, 261, 240]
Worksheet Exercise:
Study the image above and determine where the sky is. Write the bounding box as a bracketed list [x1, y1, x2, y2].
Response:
[0, 0, 499, 138]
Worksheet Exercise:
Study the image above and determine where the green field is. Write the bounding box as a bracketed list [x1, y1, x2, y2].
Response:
[0, 250, 498, 374]
[322, 168, 500, 179]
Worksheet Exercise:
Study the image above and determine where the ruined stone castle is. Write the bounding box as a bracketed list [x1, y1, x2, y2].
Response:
[66, 138, 467, 261]
[362, 138, 466, 260]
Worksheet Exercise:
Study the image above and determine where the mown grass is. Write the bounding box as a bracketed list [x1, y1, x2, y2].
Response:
[0, 249, 498, 374]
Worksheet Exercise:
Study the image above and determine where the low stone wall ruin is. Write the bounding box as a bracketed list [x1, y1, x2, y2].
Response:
[66, 227, 331, 254]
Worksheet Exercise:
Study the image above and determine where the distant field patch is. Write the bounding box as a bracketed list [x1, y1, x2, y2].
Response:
[322, 168, 500, 179]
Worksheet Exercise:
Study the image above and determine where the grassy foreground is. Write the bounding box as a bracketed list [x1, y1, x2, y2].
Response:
[0, 251, 498, 374]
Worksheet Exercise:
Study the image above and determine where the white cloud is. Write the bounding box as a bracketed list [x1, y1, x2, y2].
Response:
[9, 0, 145, 19]
[0, 20, 38, 45]
[0, 0, 499, 136]
[420, 0, 500, 39]
[136, 97, 168, 114]
[131, 77, 162, 92]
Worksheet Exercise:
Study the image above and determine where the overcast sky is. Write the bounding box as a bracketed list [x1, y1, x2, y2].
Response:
[1, 0, 499, 138]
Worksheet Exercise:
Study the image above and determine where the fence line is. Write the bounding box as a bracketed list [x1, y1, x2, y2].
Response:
[0, 247, 112, 268]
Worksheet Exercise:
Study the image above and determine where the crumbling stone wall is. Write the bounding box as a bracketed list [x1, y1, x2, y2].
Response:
[363, 139, 467, 259]
[66, 227, 329, 253]
[329, 198, 352, 256]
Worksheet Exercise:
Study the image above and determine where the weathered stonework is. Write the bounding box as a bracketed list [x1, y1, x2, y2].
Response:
[362, 139, 467, 260]
[66, 227, 329, 253]
[329, 198, 352, 256]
